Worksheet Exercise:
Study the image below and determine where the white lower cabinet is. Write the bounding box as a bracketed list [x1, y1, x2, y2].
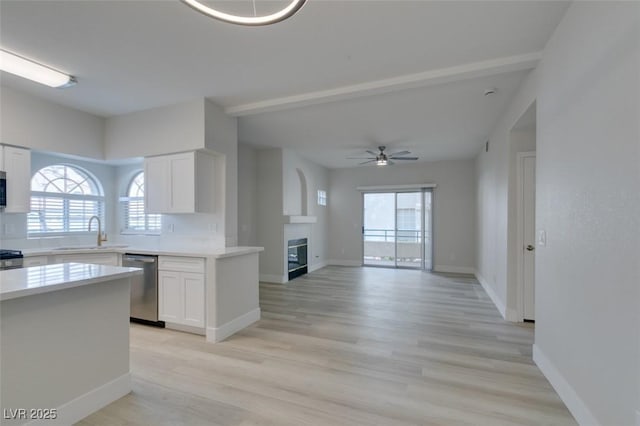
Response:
[53, 253, 119, 266]
[23, 256, 48, 267]
[158, 270, 182, 323]
[158, 256, 205, 329]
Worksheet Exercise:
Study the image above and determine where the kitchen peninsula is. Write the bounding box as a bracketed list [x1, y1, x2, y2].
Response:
[19, 245, 264, 342]
[0, 263, 142, 425]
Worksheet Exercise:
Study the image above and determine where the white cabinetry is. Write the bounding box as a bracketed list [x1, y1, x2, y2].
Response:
[144, 151, 215, 214]
[158, 256, 205, 329]
[53, 253, 119, 266]
[23, 256, 48, 267]
[1, 145, 31, 213]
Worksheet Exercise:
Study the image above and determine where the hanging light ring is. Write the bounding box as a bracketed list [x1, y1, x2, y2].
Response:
[181, 0, 307, 26]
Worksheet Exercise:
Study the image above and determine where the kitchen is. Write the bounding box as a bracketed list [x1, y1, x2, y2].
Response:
[0, 91, 263, 424]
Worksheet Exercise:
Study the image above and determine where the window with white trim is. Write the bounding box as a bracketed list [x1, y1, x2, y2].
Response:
[28, 164, 105, 236]
[317, 190, 327, 206]
[121, 171, 161, 234]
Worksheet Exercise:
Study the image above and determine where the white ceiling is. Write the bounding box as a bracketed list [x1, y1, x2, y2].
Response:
[0, 1, 568, 167]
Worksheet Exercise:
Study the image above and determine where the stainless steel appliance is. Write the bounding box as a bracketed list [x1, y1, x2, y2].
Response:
[0, 249, 23, 270]
[0, 171, 6, 209]
[122, 253, 164, 327]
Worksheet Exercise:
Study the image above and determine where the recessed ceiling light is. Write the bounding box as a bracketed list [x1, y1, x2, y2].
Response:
[0, 49, 76, 88]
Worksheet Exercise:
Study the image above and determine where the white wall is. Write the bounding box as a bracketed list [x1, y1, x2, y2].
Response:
[282, 149, 330, 272]
[532, 3, 639, 425]
[237, 143, 258, 246]
[205, 99, 238, 247]
[329, 160, 476, 272]
[0, 86, 104, 159]
[104, 99, 205, 160]
[255, 149, 284, 279]
[251, 148, 330, 281]
[475, 70, 537, 318]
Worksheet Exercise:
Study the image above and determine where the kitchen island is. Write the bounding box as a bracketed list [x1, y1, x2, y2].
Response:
[0, 263, 142, 425]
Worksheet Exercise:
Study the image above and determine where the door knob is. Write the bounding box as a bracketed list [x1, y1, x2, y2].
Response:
[526, 245, 535, 251]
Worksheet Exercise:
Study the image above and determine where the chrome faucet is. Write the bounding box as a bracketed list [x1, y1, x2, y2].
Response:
[88, 215, 107, 247]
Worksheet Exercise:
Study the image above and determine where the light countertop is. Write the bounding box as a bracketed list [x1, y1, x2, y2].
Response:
[20, 246, 264, 259]
[0, 263, 143, 301]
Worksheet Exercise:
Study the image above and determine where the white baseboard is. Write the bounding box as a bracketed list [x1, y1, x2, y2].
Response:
[27, 373, 130, 426]
[259, 274, 287, 284]
[327, 259, 361, 267]
[207, 308, 260, 343]
[533, 345, 599, 426]
[309, 261, 328, 272]
[165, 322, 205, 336]
[433, 265, 476, 274]
[474, 272, 507, 320]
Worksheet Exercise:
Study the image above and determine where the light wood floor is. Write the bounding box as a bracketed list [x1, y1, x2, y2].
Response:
[79, 266, 576, 425]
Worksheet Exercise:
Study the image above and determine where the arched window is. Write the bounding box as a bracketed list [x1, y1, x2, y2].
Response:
[28, 164, 105, 235]
[121, 171, 161, 233]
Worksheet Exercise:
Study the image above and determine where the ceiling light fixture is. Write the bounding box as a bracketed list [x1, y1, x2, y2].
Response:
[181, 0, 306, 26]
[376, 158, 388, 166]
[0, 49, 76, 88]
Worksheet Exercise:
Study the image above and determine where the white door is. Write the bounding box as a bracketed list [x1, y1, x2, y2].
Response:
[523, 155, 536, 320]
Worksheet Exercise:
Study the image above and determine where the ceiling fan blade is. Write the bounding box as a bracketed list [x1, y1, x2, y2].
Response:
[391, 157, 419, 160]
[365, 150, 378, 156]
[347, 157, 376, 159]
[359, 159, 377, 165]
[389, 151, 411, 157]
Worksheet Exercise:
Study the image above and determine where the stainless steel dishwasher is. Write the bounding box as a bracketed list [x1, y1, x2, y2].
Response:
[122, 253, 164, 327]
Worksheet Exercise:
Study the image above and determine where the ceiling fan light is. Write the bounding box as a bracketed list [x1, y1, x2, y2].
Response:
[377, 159, 388, 166]
[181, 0, 307, 26]
[0, 49, 76, 88]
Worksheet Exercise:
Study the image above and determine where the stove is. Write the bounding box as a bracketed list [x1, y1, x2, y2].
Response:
[0, 249, 24, 270]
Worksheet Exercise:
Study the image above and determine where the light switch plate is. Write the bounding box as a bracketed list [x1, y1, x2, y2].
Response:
[538, 230, 547, 246]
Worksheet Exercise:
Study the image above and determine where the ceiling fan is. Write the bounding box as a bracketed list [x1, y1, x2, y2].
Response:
[347, 146, 418, 166]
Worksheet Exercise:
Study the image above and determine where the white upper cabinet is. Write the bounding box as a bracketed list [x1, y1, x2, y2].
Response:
[144, 155, 170, 214]
[1, 145, 31, 213]
[144, 151, 215, 214]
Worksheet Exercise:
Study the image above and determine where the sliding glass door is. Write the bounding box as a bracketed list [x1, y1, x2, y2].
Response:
[363, 189, 432, 270]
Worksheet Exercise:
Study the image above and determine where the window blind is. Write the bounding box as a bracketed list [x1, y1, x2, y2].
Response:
[28, 193, 104, 235]
[122, 197, 161, 233]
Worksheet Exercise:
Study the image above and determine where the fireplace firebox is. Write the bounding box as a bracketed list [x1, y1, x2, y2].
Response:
[287, 238, 308, 280]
